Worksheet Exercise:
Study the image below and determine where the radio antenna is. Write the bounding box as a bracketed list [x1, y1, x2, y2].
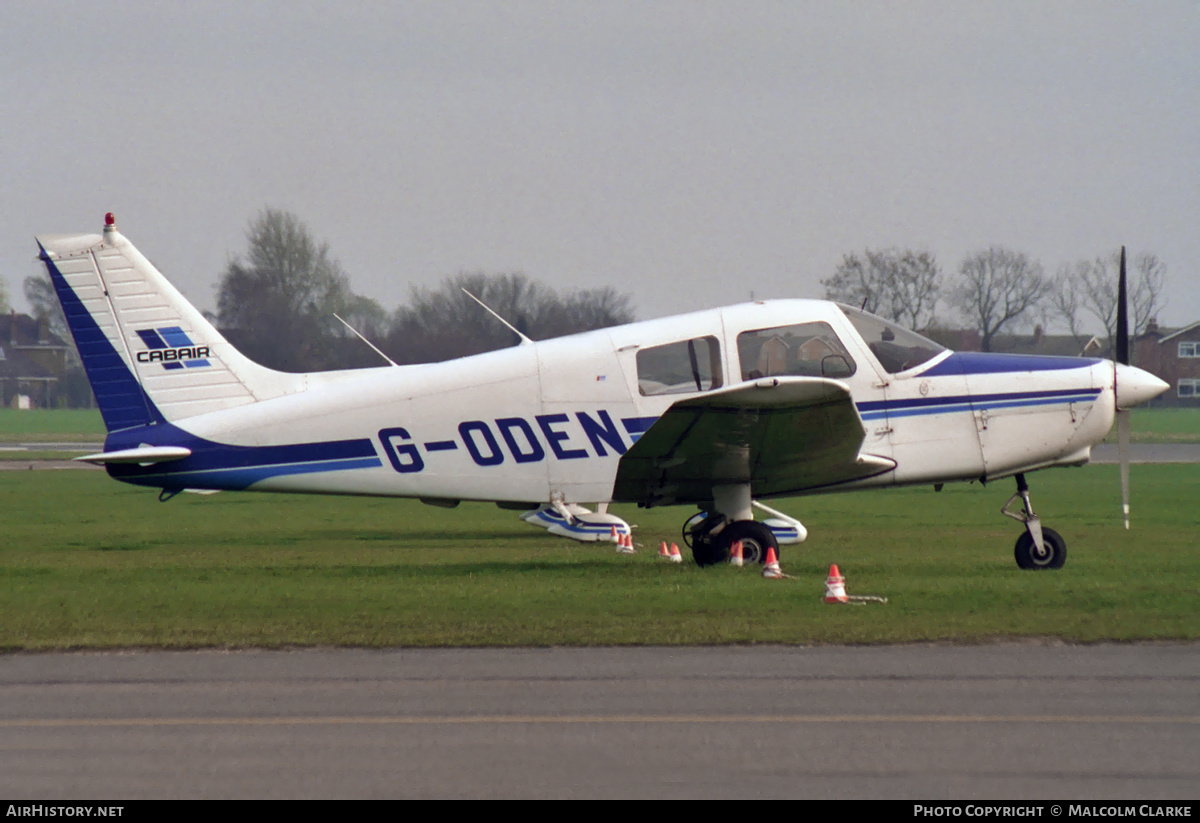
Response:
[333, 313, 399, 367]
[461, 289, 533, 345]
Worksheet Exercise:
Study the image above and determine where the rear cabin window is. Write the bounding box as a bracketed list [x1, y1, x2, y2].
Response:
[737, 322, 856, 380]
[636, 336, 723, 396]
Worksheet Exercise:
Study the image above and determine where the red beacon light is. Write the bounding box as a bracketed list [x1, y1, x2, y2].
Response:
[104, 212, 116, 227]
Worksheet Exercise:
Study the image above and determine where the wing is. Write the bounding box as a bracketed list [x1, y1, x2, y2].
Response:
[612, 377, 895, 507]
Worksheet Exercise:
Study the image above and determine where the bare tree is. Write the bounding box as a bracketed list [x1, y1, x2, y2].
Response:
[953, 247, 1049, 352]
[385, 273, 635, 364]
[1048, 261, 1089, 345]
[22, 273, 65, 336]
[330, 292, 392, 369]
[537, 286, 634, 340]
[1051, 250, 1166, 344]
[217, 208, 354, 372]
[821, 249, 941, 330]
[337, 293, 390, 340]
[22, 271, 93, 406]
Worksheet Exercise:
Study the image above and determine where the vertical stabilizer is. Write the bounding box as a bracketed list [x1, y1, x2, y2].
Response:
[37, 215, 304, 432]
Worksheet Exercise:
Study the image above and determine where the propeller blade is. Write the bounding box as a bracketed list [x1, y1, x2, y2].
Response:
[1118, 409, 1131, 530]
[1114, 245, 1131, 528]
[1116, 246, 1129, 366]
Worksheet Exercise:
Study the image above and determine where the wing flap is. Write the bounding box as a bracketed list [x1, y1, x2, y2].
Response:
[613, 377, 894, 506]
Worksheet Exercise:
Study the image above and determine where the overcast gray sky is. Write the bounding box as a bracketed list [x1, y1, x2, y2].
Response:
[2, 1, 1196, 331]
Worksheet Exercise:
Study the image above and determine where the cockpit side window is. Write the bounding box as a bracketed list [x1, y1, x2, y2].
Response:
[636, 336, 723, 396]
[736, 322, 856, 380]
[838, 305, 946, 374]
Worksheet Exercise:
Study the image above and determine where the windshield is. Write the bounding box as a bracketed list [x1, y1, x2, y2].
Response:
[838, 305, 946, 374]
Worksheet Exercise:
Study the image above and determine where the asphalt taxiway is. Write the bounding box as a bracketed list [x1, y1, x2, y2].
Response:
[1, 644, 1196, 799]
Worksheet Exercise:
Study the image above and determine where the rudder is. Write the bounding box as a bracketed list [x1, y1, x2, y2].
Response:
[37, 214, 302, 432]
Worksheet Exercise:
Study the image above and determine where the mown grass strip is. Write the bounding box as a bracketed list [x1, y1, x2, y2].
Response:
[1102, 408, 1200, 443]
[0, 409, 105, 442]
[0, 451, 90, 461]
[2, 465, 1197, 649]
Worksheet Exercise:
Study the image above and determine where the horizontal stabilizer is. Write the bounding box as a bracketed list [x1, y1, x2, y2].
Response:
[74, 445, 193, 465]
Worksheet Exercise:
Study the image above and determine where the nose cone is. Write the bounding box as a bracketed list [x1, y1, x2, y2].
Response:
[1115, 363, 1169, 410]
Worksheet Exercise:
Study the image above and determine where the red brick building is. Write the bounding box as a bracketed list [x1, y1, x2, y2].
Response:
[1135, 320, 1200, 407]
[0, 312, 69, 408]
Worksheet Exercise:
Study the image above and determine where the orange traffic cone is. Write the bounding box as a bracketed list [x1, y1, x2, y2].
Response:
[669, 542, 683, 563]
[824, 564, 848, 603]
[729, 540, 744, 567]
[659, 541, 671, 559]
[617, 533, 636, 554]
[761, 547, 782, 579]
[610, 525, 619, 543]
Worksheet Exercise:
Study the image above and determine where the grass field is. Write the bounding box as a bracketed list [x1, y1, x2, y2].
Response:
[0, 409, 105, 442]
[0, 450, 89, 461]
[2, 465, 1196, 650]
[1102, 407, 1200, 443]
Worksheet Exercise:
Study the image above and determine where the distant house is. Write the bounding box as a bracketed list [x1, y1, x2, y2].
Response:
[925, 325, 1103, 359]
[926, 319, 1199, 408]
[1135, 320, 1200, 407]
[987, 326, 1105, 359]
[0, 312, 69, 408]
[925, 327, 981, 352]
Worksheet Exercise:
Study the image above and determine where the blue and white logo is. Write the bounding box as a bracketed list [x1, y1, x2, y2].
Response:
[135, 327, 211, 371]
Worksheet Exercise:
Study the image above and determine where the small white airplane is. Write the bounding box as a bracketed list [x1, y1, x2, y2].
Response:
[37, 215, 1168, 569]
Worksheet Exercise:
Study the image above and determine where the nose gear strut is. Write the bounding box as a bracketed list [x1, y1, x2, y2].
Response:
[1001, 473, 1067, 570]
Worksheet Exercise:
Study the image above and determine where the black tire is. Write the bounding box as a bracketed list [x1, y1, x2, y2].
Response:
[714, 520, 779, 566]
[1014, 527, 1067, 570]
[690, 539, 724, 567]
[682, 511, 723, 550]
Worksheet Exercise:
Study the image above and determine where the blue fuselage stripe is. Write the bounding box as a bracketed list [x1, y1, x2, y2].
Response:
[104, 421, 382, 491]
[95, 367, 1102, 492]
[115, 457, 385, 491]
[921, 351, 1101, 376]
[529, 513, 616, 534]
[856, 388, 1101, 420]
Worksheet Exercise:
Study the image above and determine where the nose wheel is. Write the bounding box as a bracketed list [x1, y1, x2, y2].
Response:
[1003, 474, 1067, 570]
[1014, 528, 1067, 569]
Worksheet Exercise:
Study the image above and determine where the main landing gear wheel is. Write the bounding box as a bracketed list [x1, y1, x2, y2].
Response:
[682, 513, 780, 567]
[1014, 527, 1067, 570]
[683, 512, 725, 567]
[684, 485, 781, 567]
[715, 520, 778, 566]
[690, 540, 724, 567]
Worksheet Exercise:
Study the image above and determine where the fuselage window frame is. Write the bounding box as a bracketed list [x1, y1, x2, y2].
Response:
[636, 335, 724, 396]
[736, 321, 857, 381]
